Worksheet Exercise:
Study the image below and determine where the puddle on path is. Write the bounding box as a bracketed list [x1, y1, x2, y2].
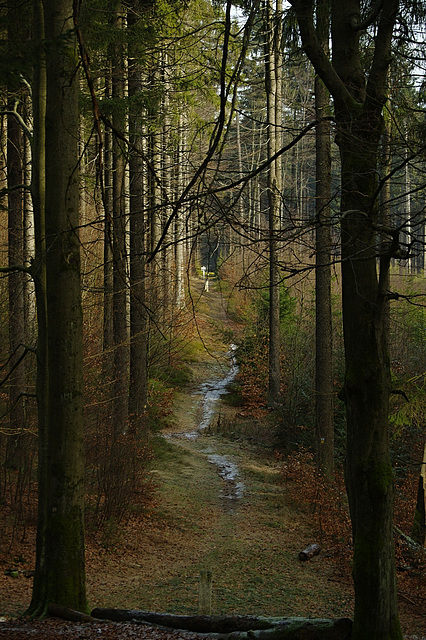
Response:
[167, 344, 244, 510]
[205, 452, 244, 513]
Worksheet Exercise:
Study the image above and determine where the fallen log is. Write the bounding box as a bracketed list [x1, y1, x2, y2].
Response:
[91, 609, 352, 639]
[227, 618, 352, 640]
[91, 610, 277, 633]
[298, 544, 321, 562]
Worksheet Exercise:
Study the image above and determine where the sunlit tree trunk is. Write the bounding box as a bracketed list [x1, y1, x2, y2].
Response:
[147, 60, 160, 330]
[314, 0, 333, 477]
[174, 110, 186, 310]
[6, 0, 26, 469]
[29, 0, 48, 615]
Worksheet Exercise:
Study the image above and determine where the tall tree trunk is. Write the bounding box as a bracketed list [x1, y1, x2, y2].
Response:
[161, 50, 172, 324]
[314, 0, 333, 477]
[128, 7, 148, 435]
[6, 0, 26, 468]
[29, 0, 87, 614]
[291, 1, 402, 637]
[174, 111, 186, 310]
[102, 68, 114, 383]
[235, 107, 245, 265]
[147, 57, 160, 332]
[265, 0, 281, 407]
[111, 5, 129, 434]
[29, 0, 48, 616]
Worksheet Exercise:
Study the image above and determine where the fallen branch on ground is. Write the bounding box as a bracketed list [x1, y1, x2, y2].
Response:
[91, 609, 352, 639]
[298, 544, 321, 561]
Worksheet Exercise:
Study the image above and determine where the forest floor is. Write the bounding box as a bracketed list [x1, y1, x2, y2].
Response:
[0, 278, 425, 639]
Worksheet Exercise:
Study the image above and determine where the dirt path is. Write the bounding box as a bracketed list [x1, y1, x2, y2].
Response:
[1, 281, 424, 639]
[80, 283, 355, 620]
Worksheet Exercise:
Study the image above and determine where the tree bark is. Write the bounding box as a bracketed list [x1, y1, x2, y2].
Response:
[102, 67, 114, 383]
[290, 1, 402, 638]
[314, 0, 334, 478]
[174, 111, 187, 310]
[29, 0, 48, 616]
[412, 441, 426, 546]
[111, 4, 129, 434]
[6, 1, 26, 469]
[128, 6, 148, 435]
[265, 0, 282, 407]
[29, 0, 87, 615]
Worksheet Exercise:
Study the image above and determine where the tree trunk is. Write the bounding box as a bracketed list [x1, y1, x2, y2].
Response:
[412, 441, 426, 546]
[174, 111, 186, 310]
[6, 19, 26, 469]
[29, 0, 48, 616]
[29, 0, 87, 615]
[336, 5, 401, 638]
[265, 0, 281, 407]
[111, 4, 129, 434]
[128, 7, 148, 435]
[102, 68, 114, 383]
[147, 58, 160, 344]
[290, 1, 402, 637]
[314, 0, 333, 478]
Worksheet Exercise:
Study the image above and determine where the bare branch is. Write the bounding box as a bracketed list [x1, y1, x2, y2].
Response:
[351, 1, 384, 31]
[289, 0, 355, 110]
[0, 102, 32, 143]
[0, 264, 31, 275]
[0, 345, 35, 388]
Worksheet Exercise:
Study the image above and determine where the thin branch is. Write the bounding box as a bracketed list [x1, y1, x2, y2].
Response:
[351, 1, 384, 31]
[0, 346, 35, 388]
[0, 102, 33, 143]
[0, 264, 31, 275]
[0, 183, 32, 199]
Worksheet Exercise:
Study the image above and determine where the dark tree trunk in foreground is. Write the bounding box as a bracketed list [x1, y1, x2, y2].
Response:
[290, 1, 402, 638]
[29, 0, 87, 615]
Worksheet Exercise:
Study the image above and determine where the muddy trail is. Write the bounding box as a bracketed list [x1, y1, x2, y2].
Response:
[167, 343, 244, 513]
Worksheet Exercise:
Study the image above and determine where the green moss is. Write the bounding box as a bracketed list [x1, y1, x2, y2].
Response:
[369, 458, 394, 497]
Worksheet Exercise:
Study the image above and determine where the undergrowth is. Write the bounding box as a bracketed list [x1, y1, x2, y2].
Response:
[279, 446, 426, 606]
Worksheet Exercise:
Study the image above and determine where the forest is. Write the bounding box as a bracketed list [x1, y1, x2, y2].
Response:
[0, 0, 425, 639]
